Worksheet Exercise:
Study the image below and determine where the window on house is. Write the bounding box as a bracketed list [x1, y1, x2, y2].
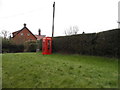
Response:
[21, 33, 23, 36]
[27, 33, 30, 36]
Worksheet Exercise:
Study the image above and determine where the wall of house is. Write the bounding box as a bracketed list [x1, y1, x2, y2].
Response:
[12, 28, 36, 44]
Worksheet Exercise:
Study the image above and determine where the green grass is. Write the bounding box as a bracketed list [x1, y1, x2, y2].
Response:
[2, 53, 118, 88]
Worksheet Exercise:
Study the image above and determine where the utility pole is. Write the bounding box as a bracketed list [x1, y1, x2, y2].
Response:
[52, 2, 55, 38]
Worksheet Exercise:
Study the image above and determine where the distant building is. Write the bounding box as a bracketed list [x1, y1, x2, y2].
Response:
[12, 24, 45, 44]
[35, 29, 46, 40]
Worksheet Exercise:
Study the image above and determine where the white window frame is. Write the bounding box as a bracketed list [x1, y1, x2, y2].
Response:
[27, 33, 30, 36]
[21, 33, 23, 36]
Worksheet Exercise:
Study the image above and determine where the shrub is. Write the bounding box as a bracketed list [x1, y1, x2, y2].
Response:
[2, 38, 24, 53]
[2, 39, 12, 53]
[24, 40, 37, 52]
[36, 39, 42, 51]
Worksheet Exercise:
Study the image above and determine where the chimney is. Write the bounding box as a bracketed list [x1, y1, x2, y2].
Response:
[38, 29, 41, 36]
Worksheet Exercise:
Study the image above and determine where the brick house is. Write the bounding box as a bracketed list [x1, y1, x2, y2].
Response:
[12, 23, 45, 44]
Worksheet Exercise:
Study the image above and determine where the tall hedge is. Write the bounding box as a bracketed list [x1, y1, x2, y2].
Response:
[2, 39, 24, 53]
[53, 29, 120, 58]
[2, 39, 38, 53]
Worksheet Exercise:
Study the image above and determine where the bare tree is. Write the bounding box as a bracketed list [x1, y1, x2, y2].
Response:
[73, 26, 79, 34]
[0, 30, 10, 39]
[64, 26, 79, 36]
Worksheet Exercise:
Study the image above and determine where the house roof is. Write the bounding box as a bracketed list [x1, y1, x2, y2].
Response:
[12, 30, 22, 36]
[12, 24, 37, 39]
[35, 35, 46, 40]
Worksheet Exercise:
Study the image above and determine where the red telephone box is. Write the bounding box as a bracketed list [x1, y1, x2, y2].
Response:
[42, 37, 52, 55]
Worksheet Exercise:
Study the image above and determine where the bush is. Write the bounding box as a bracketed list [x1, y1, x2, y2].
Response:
[2, 38, 24, 53]
[24, 40, 37, 52]
[10, 44, 24, 53]
[36, 39, 42, 51]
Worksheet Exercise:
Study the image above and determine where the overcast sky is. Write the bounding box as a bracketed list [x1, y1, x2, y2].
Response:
[0, 0, 119, 37]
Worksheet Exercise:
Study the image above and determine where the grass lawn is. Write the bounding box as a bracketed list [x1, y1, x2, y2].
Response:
[2, 52, 118, 88]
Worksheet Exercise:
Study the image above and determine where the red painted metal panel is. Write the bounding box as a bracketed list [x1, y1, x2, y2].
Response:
[42, 37, 52, 55]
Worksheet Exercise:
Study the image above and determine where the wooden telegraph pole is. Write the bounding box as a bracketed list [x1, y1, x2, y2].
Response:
[52, 2, 55, 38]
